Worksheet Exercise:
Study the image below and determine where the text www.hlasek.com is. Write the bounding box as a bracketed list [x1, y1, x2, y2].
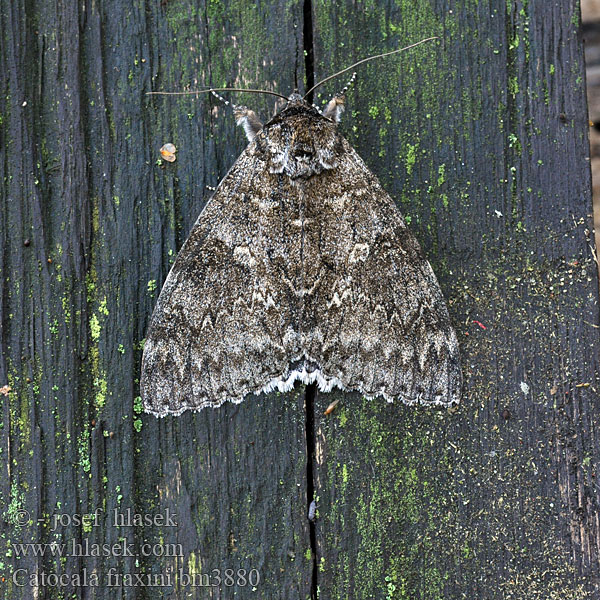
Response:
[12, 538, 181, 558]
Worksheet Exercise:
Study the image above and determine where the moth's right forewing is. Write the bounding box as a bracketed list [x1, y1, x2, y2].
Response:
[299, 141, 461, 406]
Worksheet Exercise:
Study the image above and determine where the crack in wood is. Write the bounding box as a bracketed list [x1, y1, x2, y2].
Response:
[303, 0, 315, 103]
[305, 382, 318, 600]
[302, 0, 318, 596]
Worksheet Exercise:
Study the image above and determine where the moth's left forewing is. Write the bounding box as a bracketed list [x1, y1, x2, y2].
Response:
[141, 146, 299, 416]
[302, 139, 461, 406]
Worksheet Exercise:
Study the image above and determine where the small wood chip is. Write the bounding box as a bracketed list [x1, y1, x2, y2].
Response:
[324, 398, 340, 415]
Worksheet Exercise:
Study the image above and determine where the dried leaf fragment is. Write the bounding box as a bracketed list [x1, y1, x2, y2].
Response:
[324, 398, 340, 415]
[160, 143, 177, 162]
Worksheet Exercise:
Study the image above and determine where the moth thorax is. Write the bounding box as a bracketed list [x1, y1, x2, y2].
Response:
[264, 122, 333, 179]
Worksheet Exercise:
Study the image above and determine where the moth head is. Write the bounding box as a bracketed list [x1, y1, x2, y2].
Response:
[258, 101, 342, 179]
[232, 90, 346, 147]
[245, 84, 356, 178]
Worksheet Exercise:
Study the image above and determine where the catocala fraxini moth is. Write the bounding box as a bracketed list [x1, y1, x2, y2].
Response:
[142, 45, 461, 417]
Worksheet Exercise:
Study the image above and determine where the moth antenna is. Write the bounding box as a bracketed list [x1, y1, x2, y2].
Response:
[304, 36, 438, 98]
[207, 90, 264, 142]
[146, 87, 288, 101]
[210, 89, 236, 109]
[337, 71, 357, 97]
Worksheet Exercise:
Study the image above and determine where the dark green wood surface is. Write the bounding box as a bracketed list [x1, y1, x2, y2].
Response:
[1, 0, 599, 598]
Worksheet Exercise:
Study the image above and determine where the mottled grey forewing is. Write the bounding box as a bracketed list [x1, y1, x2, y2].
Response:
[299, 139, 461, 406]
[141, 148, 303, 416]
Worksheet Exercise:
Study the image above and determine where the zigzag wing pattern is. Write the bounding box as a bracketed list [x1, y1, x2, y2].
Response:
[296, 140, 461, 406]
[142, 149, 306, 415]
[142, 101, 461, 415]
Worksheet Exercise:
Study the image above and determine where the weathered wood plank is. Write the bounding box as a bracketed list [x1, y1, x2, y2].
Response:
[0, 0, 310, 598]
[136, 391, 311, 599]
[311, 0, 600, 598]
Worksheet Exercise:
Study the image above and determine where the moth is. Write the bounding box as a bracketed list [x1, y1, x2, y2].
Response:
[142, 41, 461, 416]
